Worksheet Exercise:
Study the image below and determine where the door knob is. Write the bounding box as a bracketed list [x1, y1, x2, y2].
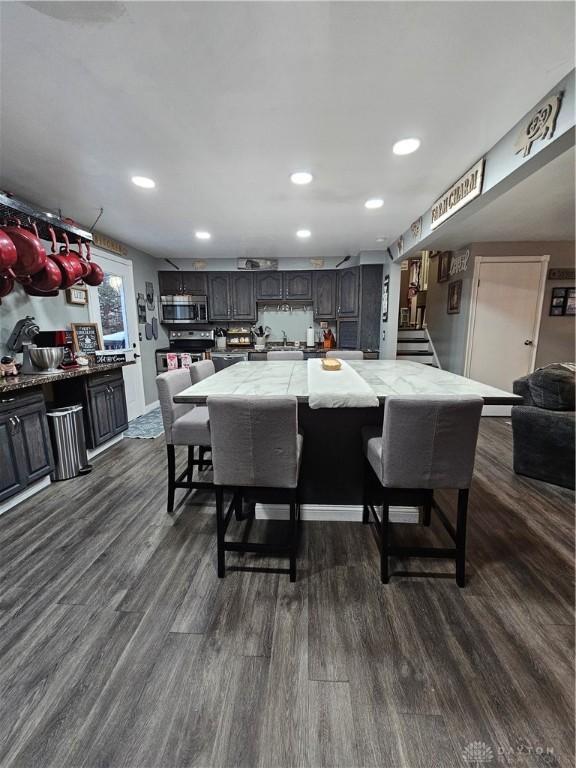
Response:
[524, 340, 533, 346]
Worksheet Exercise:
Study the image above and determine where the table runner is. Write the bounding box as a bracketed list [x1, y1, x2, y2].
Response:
[307, 358, 379, 409]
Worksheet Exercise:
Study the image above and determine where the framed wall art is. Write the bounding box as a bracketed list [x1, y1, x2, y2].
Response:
[549, 286, 575, 316]
[447, 280, 462, 314]
[437, 252, 451, 283]
[65, 286, 88, 306]
[71, 322, 103, 355]
[381, 275, 389, 322]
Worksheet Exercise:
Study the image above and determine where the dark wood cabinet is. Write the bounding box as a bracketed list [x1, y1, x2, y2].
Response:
[159, 271, 207, 296]
[0, 393, 54, 502]
[284, 271, 312, 300]
[337, 267, 360, 318]
[337, 319, 360, 349]
[181, 272, 207, 295]
[158, 271, 182, 295]
[86, 374, 128, 448]
[230, 272, 256, 321]
[313, 270, 337, 319]
[255, 272, 283, 300]
[359, 264, 383, 351]
[207, 273, 231, 321]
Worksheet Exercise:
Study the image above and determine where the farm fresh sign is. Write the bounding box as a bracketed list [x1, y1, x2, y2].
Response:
[430, 159, 485, 230]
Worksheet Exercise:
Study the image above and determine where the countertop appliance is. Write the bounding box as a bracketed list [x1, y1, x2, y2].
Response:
[21, 344, 65, 374]
[160, 294, 208, 324]
[7, 316, 40, 352]
[155, 329, 215, 373]
[34, 330, 77, 368]
[210, 350, 249, 372]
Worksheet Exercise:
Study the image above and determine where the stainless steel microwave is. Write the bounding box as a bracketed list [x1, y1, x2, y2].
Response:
[160, 295, 208, 324]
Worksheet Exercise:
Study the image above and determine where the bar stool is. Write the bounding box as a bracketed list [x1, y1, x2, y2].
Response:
[362, 395, 483, 586]
[189, 359, 216, 470]
[156, 370, 212, 515]
[267, 350, 304, 360]
[207, 395, 303, 581]
[189, 359, 215, 383]
[325, 350, 364, 360]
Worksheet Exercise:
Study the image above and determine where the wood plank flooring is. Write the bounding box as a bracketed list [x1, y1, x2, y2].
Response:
[0, 418, 573, 767]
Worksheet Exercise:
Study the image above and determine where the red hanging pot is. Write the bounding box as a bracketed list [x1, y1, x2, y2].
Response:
[0, 227, 17, 273]
[3, 219, 47, 276]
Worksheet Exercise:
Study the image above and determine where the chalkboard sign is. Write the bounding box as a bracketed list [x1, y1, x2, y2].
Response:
[71, 323, 103, 354]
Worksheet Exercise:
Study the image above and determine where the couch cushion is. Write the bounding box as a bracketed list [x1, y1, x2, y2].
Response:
[171, 406, 211, 446]
[528, 364, 575, 411]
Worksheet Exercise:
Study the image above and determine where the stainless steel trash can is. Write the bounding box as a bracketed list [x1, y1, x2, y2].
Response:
[47, 405, 92, 480]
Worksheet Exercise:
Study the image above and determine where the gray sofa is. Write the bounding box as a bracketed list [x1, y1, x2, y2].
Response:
[512, 364, 575, 490]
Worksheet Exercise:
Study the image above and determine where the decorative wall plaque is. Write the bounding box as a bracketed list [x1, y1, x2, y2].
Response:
[548, 267, 575, 280]
[430, 159, 485, 230]
[396, 236, 404, 258]
[92, 232, 127, 256]
[515, 92, 563, 158]
[410, 217, 422, 240]
[449, 250, 470, 276]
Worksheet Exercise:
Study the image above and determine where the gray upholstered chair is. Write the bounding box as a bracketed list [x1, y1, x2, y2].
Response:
[189, 359, 215, 384]
[189, 359, 215, 470]
[156, 370, 212, 514]
[207, 395, 303, 581]
[325, 350, 364, 360]
[362, 395, 483, 586]
[267, 350, 304, 360]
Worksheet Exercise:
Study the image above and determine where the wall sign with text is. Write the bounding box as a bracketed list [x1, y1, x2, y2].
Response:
[430, 159, 485, 230]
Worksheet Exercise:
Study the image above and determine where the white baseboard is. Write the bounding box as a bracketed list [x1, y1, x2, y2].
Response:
[482, 405, 512, 417]
[87, 433, 123, 460]
[255, 503, 420, 524]
[143, 399, 159, 414]
[0, 476, 51, 516]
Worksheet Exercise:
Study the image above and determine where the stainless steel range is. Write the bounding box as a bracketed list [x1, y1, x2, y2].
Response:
[155, 329, 215, 373]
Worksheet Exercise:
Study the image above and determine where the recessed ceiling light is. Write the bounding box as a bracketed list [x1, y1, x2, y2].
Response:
[296, 229, 311, 239]
[365, 198, 384, 209]
[290, 171, 313, 185]
[195, 231, 211, 240]
[376, 236, 387, 242]
[131, 175, 156, 189]
[392, 138, 421, 156]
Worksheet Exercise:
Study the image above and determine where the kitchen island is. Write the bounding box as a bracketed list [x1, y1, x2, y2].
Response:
[175, 360, 520, 505]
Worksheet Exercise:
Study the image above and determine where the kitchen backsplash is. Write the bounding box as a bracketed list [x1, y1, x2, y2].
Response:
[256, 308, 329, 343]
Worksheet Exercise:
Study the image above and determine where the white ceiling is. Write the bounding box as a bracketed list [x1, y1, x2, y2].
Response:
[0, 1, 574, 260]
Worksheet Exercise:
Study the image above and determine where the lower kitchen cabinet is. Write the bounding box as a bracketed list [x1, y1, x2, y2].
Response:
[0, 392, 54, 503]
[86, 373, 128, 448]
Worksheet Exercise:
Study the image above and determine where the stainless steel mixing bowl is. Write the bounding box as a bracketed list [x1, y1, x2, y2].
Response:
[29, 346, 65, 372]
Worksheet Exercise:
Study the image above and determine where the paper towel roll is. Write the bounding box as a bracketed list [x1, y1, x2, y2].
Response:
[306, 326, 315, 348]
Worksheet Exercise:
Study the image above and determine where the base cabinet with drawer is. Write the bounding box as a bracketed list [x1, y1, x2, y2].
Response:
[53, 370, 129, 449]
[0, 392, 54, 503]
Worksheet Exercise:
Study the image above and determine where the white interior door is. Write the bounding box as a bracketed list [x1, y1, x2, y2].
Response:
[88, 249, 146, 422]
[467, 259, 546, 391]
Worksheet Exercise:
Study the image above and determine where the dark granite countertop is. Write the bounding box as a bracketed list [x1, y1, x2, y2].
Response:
[0, 361, 135, 394]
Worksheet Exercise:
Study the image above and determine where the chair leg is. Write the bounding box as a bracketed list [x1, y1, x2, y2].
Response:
[234, 490, 243, 521]
[422, 499, 432, 527]
[380, 502, 389, 584]
[166, 444, 176, 515]
[289, 501, 297, 582]
[198, 446, 205, 473]
[362, 457, 370, 523]
[455, 489, 469, 588]
[187, 446, 195, 485]
[215, 486, 226, 578]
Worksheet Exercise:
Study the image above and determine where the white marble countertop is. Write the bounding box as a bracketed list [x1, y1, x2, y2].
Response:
[173, 360, 521, 405]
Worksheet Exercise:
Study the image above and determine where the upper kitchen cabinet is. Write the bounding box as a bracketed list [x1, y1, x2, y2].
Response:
[230, 272, 256, 321]
[337, 267, 360, 317]
[181, 271, 207, 295]
[312, 270, 337, 319]
[207, 273, 231, 321]
[158, 271, 182, 295]
[255, 271, 283, 300]
[284, 271, 312, 300]
[159, 271, 207, 295]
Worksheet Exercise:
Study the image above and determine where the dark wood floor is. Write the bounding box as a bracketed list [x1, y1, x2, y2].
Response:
[0, 419, 573, 768]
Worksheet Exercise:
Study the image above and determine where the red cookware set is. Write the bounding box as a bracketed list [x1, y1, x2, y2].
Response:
[0, 218, 104, 299]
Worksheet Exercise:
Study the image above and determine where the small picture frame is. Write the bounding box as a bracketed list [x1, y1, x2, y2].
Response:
[549, 286, 574, 316]
[437, 252, 451, 283]
[381, 275, 389, 322]
[71, 322, 103, 355]
[447, 280, 462, 314]
[66, 286, 88, 306]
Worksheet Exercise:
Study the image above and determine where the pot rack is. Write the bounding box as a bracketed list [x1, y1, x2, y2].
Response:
[0, 191, 93, 245]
